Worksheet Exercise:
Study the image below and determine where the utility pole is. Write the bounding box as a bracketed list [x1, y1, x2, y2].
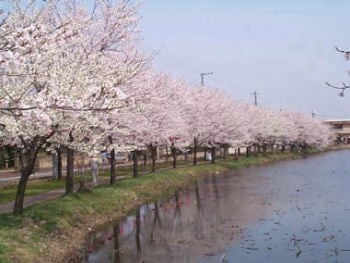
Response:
[311, 110, 317, 119]
[200, 71, 213, 86]
[251, 91, 259, 106]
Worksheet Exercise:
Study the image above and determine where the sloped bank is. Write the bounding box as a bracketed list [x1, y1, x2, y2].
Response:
[0, 149, 346, 263]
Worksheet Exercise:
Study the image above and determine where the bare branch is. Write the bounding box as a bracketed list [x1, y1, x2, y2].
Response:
[325, 82, 350, 90]
[335, 46, 350, 54]
[335, 46, 350, 60]
[325, 82, 350, 97]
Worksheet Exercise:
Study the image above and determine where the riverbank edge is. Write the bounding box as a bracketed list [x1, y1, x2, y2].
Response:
[0, 146, 348, 263]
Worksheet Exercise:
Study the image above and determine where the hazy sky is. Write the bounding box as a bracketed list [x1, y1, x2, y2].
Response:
[140, 0, 350, 119]
[1, 0, 349, 119]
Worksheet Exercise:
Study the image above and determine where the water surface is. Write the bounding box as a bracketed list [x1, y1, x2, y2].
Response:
[80, 150, 350, 262]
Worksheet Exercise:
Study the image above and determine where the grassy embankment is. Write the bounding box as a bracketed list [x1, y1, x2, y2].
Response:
[0, 149, 338, 263]
[0, 159, 192, 204]
[0, 174, 105, 204]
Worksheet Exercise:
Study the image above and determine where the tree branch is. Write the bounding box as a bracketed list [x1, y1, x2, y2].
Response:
[325, 81, 350, 90]
[335, 46, 350, 60]
[325, 82, 350, 97]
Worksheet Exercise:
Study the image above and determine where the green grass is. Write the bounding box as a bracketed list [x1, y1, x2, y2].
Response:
[0, 180, 65, 204]
[0, 172, 112, 204]
[0, 150, 323, 263]
[0, 158, 205, 205]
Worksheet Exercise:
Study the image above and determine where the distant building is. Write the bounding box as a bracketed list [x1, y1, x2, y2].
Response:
[324, 119, 350, 143]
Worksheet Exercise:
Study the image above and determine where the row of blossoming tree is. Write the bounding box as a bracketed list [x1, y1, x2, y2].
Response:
[0, 0, 333, 214]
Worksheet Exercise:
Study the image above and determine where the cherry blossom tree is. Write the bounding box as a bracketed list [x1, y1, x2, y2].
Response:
[0, 0, 146, 214]
[121, 71, 191, 172]
[0, 0, 334, 217]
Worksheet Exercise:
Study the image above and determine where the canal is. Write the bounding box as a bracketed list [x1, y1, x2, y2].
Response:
[80, 150, 350, 262]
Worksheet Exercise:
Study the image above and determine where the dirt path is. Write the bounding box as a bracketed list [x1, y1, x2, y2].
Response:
[0, 188, 66, 214]
[0, 178, 114, 215]
[0, 161, 204, 215]
[0, 161, 196, 217]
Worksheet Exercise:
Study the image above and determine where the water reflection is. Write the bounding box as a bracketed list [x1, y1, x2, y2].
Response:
[82, 170, 268, 263]
[135, 209, 141, 259]
[150, 202, 161, 243]
[81, 150, 350, 263]
[211, 174, 219, 200]
[113, 224, 120, 263]
[194, 183, 202, 214]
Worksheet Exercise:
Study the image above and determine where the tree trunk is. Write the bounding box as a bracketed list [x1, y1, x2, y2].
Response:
[151, 145, 156, 173]
[290, 144, 295, 152]
[234, 149, 238, 160]
[223, 145, 228, 160]
[65, 147, 74, 194]
[172, 144, 177, 169]
[211, 146, 216, 164]
[110, 148, 116, 185]
[77, 159, 86, 192]
[204, 147, 207, 161]
[13, 170, 31, 215]
[193, 137, 197, 165]
[246, 146, 250, 157]
[52, 153, 58, 179]
[13, 149, 37, 215]
[143, 151, 147, 168]
[133, 151, 138, 178]
[165, 147, 169, 165]
[238, 147, 241, 156]
[13, 132, 55, 215]
[57, 147, 62, 180]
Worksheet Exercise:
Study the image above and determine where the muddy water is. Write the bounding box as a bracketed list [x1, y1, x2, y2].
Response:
[80, 150, 350, 263]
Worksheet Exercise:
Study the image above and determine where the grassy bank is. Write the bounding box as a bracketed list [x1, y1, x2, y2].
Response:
[0, 150, 342, 262]
[0, 159, 197, 204]
[0, 174, 110, 204]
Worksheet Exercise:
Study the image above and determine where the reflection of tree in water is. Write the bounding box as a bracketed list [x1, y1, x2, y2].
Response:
[113, 224, 120, 263]
[211, 175, 219, 200]
[195, 182, 203, 214]
[150, 202, 162, 243]
[173, 190, 182, 235]
[202, 174, 220, 199]
[135, 208, 141, 259]
[84, 172, 272, 263]
[194, 182, 205, 240]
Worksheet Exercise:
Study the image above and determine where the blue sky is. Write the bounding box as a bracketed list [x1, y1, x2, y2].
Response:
[140, 0, 350, 119]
